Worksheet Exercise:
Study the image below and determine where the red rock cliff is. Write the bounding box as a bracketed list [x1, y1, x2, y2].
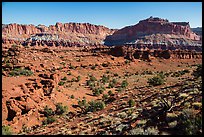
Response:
[104, 17, 201, 46]
[2, 22, 115, 46]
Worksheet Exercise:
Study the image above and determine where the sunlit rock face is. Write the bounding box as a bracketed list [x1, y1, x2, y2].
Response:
[104, 17, 201, 46]
[2, 22, 116, 46]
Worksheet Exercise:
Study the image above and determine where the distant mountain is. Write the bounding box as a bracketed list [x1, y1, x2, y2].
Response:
[191, 27, 202, 36]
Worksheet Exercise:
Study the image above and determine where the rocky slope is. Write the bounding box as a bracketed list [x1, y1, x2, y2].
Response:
[2, 23, 116, 46]
[104, 17, 201, 46]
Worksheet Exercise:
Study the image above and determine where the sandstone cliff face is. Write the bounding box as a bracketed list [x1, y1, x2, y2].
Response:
[104, 17, 201, 46]
[2, 23, 116, 46]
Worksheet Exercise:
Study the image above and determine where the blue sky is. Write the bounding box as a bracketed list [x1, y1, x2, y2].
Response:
[2, 2, 202, 29]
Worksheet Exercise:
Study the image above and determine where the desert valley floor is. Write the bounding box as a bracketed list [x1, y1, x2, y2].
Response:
[2, 45, 202, 135]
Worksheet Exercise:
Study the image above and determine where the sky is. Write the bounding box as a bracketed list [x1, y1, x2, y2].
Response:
[2, 2, 202, 29]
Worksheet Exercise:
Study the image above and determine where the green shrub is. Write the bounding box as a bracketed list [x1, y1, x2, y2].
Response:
[70, 78, 76, 82]
[102, 62, 109, 67]
[113, 73, 119, 77]
[89, 75, 97, 82]
[102, 94, 109, 101]
[76, 76, 81, 82]
[91, 65, 96, 70]
[67, 71, 72, 75]
[101, 75, 110, 84]
[177, 109, 202, 135]
[5, 63, 11, 67]
[116, 87, 123, 92]
[55, 103, 68, 115]
[121, 80, 128, 88]
[60, 62, 66, 66]
[147, 76, 164, 86]
[107, 82, 114, 88]
[112, 79, 117, 84]
[61, 76, 67, 81]
[92, 87, 105, 96]
[42, 116, 56, 125]
[70, 95, 75, 99]
[86, 100, 105, 112]
[78, 99, 105, 113]
[2, 125, 12, 135]
[108, 90, 113, 95]
[93, 88, 101, 96]
[58, 81, 65, 86]
[106, 70, 110, 74]
[44, 106, 54, 117]
[58, 67, 62, 70]
[78, 98, 89, 113]
[171, 69, 190, 77]
[128, 99, 135, 107]
[78, 99, 87, 108]
[9, 68, 33, 77]
[69, 64, 75, 69]
[157, 72, 165, 79]
[125, 60, 130, 64]
[192, 64, 202, 78]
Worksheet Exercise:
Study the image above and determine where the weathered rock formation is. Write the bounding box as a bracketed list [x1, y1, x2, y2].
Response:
[2, 23, 116, 46]
[104, 17, 201, 48]
[109, 45, 201, 61]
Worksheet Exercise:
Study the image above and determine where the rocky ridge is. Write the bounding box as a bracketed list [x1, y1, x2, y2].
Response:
[2, 23, 116, 46]
[104, 17, 201, 46]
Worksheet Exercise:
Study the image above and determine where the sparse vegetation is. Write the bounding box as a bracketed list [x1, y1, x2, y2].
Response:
[113, 73, 119, 77]
[9, 68, 33, 77]
[71, 78, 76, 82]
[55, 103, 68, 115]
[102, 94, 109, 101]
[69, 64, 75, 69]
[101, 74, 110, 84]
[60, 62, 66, 66]
[192, 64, 202, 78]
[78, 99, 105, 113]
[43, 106, 54, 117]
[177, 109, 202, 135]
[61, 76, 67, 81]
[147, 75, 165, 86]
[91, 65, 96, 70]
[171, 69, 190, 77]
[78, 98, 87, 110]
[58, 67, 62, 70]
[107, 79, 117, 88]
[108, 90, 113, 96]
[128, 99, 135, 107]
[70, 95, 75, 99]
[42, 116, 56, 125]
[58, 81, 65, 86]
[116, 87, 123, 92]
[67, 71, 72, 75]
[86, 100, 105, 112]
[76, 76, 81, 82]
[121, 80, 128, 88]
[102, 62, 109, 67]
[2, 125, 12, 135]
[92, 86, 105, 96]
[125, 60, 130, 64]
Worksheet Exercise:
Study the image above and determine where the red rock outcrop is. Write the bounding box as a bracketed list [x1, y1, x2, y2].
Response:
[2, 23, 116, 46]
[104, 17, 201, 46]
